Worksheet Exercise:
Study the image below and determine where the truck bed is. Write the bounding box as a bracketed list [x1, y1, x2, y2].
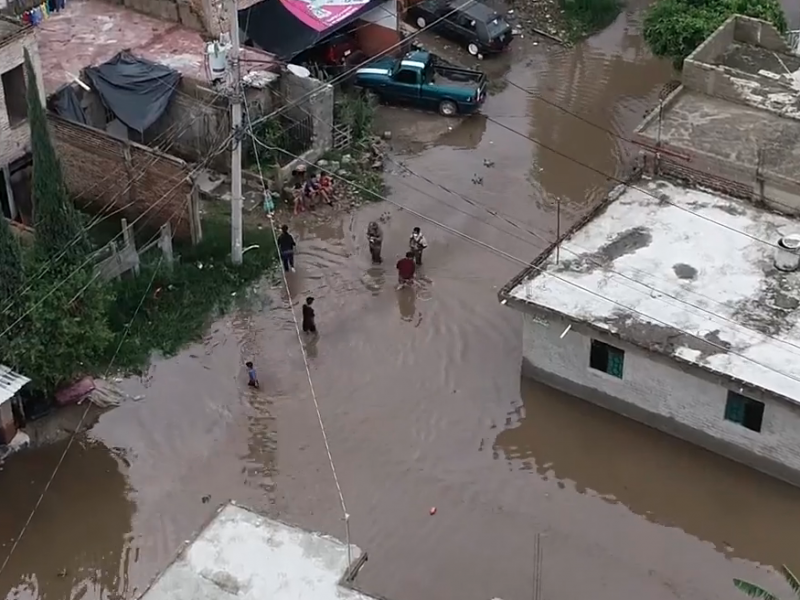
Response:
[433, 64, 486, 89]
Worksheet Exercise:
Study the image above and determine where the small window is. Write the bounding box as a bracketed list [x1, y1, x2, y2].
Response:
[395, 69, 417, 85]
[589, 339, 624, 378]
[724, 391, 764, 432]
[2, 65, 27, 127]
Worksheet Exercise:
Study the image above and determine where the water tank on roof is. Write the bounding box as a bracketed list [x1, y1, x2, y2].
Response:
[206, 40, 230, 82]
[774, 234, 800, 272]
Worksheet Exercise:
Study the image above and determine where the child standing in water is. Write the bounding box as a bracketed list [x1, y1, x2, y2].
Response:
[246, 361, 259, 388]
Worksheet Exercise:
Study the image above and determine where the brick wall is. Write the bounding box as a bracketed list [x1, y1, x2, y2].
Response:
[0, 26, 45, 167]
[519, 309, 800, 486]
[48, 114, 197, 240]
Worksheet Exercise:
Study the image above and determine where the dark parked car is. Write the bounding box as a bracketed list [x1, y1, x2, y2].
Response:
[406, 0, 514, 57]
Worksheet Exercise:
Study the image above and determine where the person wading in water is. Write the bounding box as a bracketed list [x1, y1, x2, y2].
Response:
[409, 227, 427, 266]
[367, 221, 383, 264]
[277, 224, 296, 273]
[302, 297, 317, 335]
[396, 251, 416, 287]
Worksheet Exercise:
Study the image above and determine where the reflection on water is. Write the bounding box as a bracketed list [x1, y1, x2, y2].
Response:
[0, 440, 135, 600]
[495, 377, 800, 568]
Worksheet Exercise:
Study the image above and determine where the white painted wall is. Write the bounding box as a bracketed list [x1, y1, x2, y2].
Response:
[521, 310, 800, 476]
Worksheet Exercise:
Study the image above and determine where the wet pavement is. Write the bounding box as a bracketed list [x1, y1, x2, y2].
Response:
[3, 2, 800, 600]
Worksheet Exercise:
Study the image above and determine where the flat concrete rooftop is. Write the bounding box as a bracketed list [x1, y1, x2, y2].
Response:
[715, 42, 800, 78]
[37, 0, 276, 93]
[507, 179, 800, 402]
[138, 503, 378, 600]
[638, 90, 800, 179]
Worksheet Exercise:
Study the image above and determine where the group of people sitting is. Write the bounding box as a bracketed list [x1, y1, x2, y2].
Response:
[291, 163, 335, 215]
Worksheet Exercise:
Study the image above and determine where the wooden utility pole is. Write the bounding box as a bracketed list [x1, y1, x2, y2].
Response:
[229, 0, 243, 265]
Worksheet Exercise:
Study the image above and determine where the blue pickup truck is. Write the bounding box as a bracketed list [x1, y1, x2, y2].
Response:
[353, 51, 487, 116]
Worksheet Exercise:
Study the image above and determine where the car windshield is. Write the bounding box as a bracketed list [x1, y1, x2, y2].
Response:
[485, 16, 509, 36]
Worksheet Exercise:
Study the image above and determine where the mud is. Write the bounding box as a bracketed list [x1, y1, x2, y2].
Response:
[2, 4, 800, 600]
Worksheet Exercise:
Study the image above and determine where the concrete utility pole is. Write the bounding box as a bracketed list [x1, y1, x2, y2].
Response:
[229, 0, 243, 265]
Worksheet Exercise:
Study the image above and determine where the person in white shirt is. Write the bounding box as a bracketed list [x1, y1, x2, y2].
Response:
[409, 227, 427, 265]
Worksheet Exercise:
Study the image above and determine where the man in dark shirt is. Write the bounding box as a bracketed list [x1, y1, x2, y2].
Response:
[396, 251, 416, 286]
[277, 224, 296, 272]
[302, 296, 316, 334]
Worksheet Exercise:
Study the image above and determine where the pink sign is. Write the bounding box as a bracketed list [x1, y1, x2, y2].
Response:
[279, 0, 371, 31]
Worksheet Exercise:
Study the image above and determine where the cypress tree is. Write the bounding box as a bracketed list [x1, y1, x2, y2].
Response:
[25, 48, 90, 267]
[0, 215, 22, 306]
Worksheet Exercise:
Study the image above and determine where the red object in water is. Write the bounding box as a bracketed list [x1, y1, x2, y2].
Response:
[55, 376, 96, 406]
[429, 507, 437, 515]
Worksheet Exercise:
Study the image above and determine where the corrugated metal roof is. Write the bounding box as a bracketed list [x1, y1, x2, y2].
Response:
[0, 365, 30, 406]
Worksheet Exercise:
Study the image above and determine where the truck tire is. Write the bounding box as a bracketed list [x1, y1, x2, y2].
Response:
[438, 99, 458, 116]
[467, 43, 479, 56]
[416, 16, 426, 28]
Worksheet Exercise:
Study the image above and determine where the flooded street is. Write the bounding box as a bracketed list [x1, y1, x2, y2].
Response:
[4, 3, 800, 600]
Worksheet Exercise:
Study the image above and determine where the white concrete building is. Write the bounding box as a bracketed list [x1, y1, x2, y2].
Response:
[500, 178, 800, 486]
[137, 502, 379, 600]
[0, 17, 44, 222]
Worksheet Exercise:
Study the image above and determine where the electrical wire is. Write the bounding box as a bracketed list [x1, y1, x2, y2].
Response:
[3, 79, 235, 315]
[247, 132, 800, 396]
[261, 81, 800, 361]
[0, 252, 165, 577]
[241, 93, 352, 561]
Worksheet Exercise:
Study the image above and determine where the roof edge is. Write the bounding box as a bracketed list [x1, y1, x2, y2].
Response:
[497, 178, 635, 305]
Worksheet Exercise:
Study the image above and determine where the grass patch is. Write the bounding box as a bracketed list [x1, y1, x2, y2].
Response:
[104, 218, 278, 372]
[560, 0, 622, 41]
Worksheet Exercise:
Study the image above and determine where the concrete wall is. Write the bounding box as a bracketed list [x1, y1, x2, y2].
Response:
[104, 0, 209, 33]
[0, 25, 45, 167]
[520, 308, 800, 486]
[733, 15, 791, 51]
[48, 114, 198, 240]
[279, 69, 333, 161]
[145, 78, 277, 172]
[683, 15, 794, 106]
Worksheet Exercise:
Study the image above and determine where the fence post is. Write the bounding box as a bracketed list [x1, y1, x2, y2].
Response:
[159, 222, 174, 271]
[121, 218, 140, 276]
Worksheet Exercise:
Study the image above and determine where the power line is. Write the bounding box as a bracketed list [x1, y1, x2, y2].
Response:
[0, 252, 165, 577]
[242, 94, 352, 562]
[247, 133, 800, 394]
[259, 80, 800, 362]
[2, 81, 233, 316]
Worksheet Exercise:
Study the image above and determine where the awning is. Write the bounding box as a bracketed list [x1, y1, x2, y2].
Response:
[0, 365, 30, 406]
[239, 0, 386, 60]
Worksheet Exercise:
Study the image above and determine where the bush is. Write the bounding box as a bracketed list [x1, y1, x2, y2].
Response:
[643, 0, 787, 69]
[560, 0, 623, 40]
[105, 219, 278, 371]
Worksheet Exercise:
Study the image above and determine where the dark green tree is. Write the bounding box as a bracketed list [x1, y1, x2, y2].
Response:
[643, 0, 787, 69]
[4, 50, 114, 392]
[24, 47, 90, 267]
[0, 214, 23, 305]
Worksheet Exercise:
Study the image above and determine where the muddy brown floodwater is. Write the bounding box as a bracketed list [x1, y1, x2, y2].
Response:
[4, 3, 800, 600]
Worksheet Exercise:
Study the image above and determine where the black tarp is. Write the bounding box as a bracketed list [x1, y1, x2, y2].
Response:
[84, 51, 181, 132]
[239, 0, 384, 60]
[50, 85, 88, 125]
